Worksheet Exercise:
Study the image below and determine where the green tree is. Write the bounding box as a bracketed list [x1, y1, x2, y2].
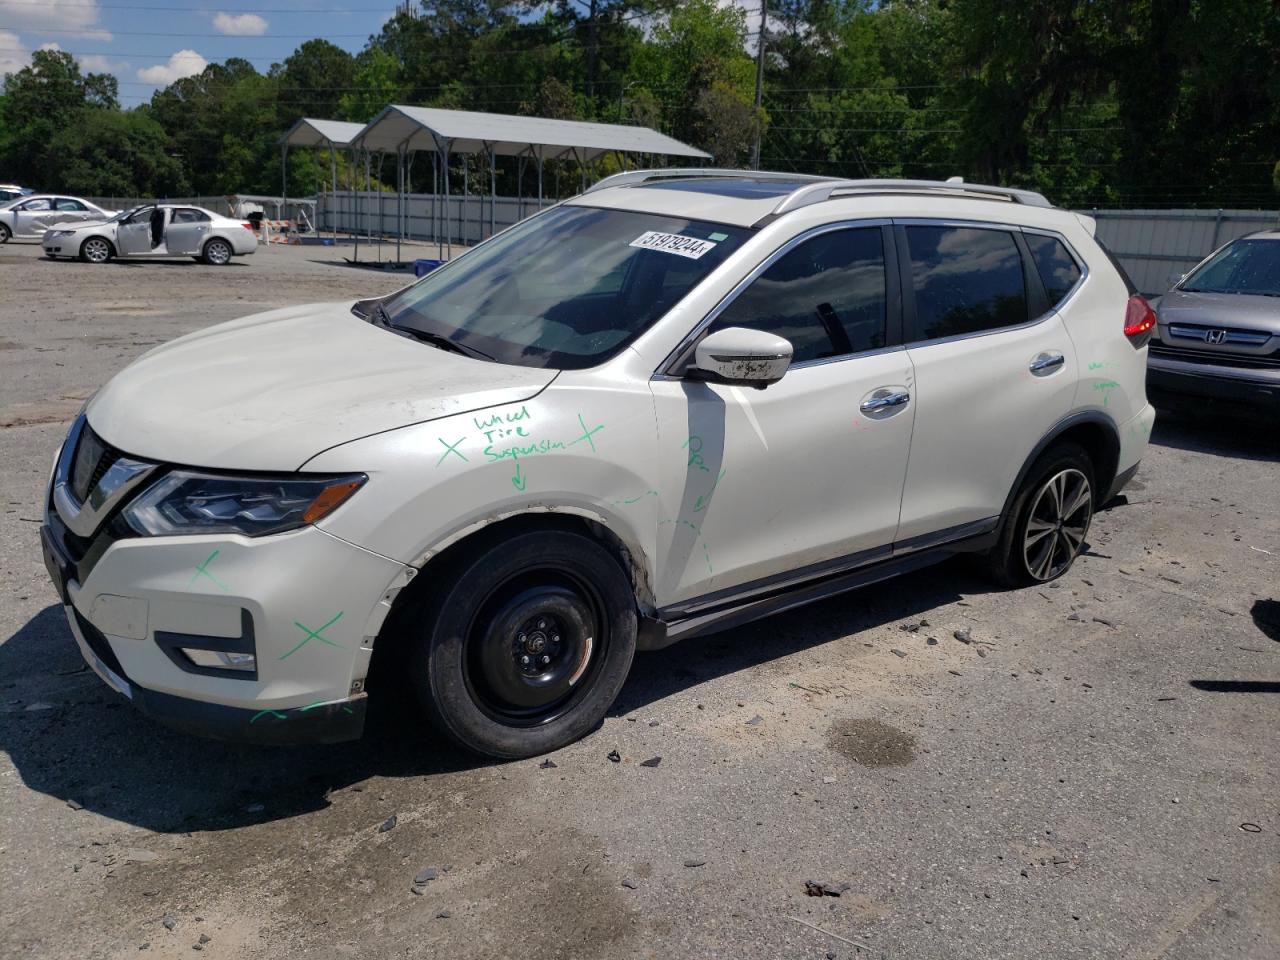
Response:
[46, 110, 188, 196]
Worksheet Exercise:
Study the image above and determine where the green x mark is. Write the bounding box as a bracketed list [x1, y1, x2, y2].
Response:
[278, 611, 345, 661]
[567, 413, 604, 453]
[249, 709, 287, 724]
[436, 437, 468, 466]
[189, 550, 230, 592]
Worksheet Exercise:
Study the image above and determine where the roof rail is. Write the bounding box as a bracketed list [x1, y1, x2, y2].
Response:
[584, 167, 824, 194]
[771, 178, 1052, 216]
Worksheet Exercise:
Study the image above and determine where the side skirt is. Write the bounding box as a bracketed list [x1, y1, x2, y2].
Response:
[638, 521, 997, 650]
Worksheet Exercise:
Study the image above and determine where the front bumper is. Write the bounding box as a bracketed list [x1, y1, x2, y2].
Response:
[1148, 358, 1280, 409]
[41, 492, 407, 745]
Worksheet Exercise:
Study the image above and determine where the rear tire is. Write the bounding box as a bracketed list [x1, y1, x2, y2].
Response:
[983, 441, 1094, 587]
[409, 529, 637, 759]
[79, 237, 113, 264]
[201, 238, 233, 265]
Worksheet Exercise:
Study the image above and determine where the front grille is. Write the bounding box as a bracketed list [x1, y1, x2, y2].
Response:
[1166, 323, 1273, 347]
[70, 426, 122, 504]
[73, 607, 128, 681]
[1150, 342, 1280, 370]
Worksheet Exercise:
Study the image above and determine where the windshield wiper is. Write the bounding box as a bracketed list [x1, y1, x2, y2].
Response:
[370, 303, 493, 360]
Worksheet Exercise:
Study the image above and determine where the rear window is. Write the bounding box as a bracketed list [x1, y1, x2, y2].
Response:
[1026, 234, 1083, 306]
[905, 225, 1028, 340]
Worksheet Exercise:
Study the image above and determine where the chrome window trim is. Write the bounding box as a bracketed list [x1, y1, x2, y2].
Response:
[52, 416, 159, 538]
[895, 218, 1091, 350]
[654, 217, 895, 380]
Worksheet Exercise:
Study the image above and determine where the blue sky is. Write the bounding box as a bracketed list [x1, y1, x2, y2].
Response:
[0, 1, 398, 107]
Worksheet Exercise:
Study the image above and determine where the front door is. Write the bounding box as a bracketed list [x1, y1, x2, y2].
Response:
[117, 207, 157, 256]
[648, 223, 916, 605]
[895, 222, 1079, 541]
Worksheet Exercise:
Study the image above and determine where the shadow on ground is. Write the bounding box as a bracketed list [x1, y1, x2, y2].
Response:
[0, 554, 994, 835]
[1149, 400, 1280, 463]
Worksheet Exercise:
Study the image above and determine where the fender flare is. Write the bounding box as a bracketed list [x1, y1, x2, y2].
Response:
[996, 410, 1121, 536]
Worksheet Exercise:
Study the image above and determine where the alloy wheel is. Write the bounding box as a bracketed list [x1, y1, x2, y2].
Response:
[205, 240, 231, 265]
[82, 238, 111, 263]
[1022, 467, 1092, 581]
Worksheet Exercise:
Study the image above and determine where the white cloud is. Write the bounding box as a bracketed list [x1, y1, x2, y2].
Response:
[137, 49, 207, 85]
[213, 12, 268, 36]
[39, 41, 61, 52]
[0, 30, 30, 77]
[0, 0, 111, 40]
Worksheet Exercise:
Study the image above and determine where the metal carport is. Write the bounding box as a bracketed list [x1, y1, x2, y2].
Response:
[350, 105, 712, 261]
[279, 118, 366, 241]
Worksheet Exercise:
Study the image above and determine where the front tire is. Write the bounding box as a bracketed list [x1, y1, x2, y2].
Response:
[79, 237, 113, 264]
[201, 238, 233, 265]
[410, 530, 637, 759]
[984, 441, 1094, 587]
[0, 223, 11, 243]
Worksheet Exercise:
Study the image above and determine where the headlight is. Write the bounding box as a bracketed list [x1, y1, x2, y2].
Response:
[52, 230, 77, 237]
[122, 471, 365, 537]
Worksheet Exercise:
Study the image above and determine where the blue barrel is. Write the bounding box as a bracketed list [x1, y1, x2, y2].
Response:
[414, 258, 444, 277]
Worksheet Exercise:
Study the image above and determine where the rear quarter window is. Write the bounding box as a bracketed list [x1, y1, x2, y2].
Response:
[1025, 234, 1083, 306]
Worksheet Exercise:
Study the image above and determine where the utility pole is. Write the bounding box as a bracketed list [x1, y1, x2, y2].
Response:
[750, 0, 766, 170]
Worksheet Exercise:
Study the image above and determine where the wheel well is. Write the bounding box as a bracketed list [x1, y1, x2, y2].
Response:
[1055, 421, 1120, 497]
[368, 513, 647, 685]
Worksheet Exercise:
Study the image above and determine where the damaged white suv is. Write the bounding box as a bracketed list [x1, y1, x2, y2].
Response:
[41, 171, 1156, 758]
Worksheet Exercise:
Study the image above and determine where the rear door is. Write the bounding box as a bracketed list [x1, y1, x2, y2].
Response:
[895, 220, 1078, 543]
[165, 208, 211, 254]
[53, 198, 96, 227]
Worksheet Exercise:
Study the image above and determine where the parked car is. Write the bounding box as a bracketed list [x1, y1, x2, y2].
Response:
[0, 194, 113, 243]
[40, 171, 1155, 758]
[1147, 231, 1280, 410]
[42, 203, 257, 264]
[0, 183, 34, 204]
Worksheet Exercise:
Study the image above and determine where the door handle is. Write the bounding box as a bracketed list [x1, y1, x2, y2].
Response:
[1029, 352, 1065, 374]
[860, 390, 910, 412]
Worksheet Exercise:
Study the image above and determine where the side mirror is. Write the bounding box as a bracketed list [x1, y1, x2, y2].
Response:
[690, 327, 793, 389]
[1166, 272, 1185, 287]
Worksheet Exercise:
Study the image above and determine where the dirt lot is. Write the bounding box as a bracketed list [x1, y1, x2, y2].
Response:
[1, 238, 1277, 960]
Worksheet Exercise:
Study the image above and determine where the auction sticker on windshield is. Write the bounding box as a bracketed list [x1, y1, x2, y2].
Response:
[629, 231, 718, 259]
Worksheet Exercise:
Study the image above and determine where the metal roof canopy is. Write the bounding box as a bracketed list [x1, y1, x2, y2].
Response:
[280, 118, 367, 149]
[354, 105, 711, 161]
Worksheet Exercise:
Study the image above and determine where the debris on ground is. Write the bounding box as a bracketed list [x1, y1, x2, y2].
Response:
[640, 756, 662, 768]
[621, 879, 638, 889]
[745, 715, 763, 725]
[607, 749, 621, 763]
[162, 916, 176, 931]
[538, 759, 557, 769]
[378, 815, 397, 833]
[890, 648, 907, 658]
[804, 880, 850, 897]
[414, 868, 438, 884]
[953, 628, 972, 644]
[684, 858, 706, 868]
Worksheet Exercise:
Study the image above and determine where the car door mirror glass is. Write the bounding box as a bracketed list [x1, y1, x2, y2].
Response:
[690, 326, 793, 389]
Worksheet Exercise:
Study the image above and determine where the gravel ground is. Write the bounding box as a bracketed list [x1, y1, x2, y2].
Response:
[1, 238, 1277, 960]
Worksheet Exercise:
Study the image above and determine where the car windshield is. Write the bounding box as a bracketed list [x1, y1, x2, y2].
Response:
[381, 205, 751, 369]
[1181, 238, 1280, 297]
[109, 206, 146, 223]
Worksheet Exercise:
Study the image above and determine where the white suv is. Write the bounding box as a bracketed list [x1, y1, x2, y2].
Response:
[41, 171, 1157, 757]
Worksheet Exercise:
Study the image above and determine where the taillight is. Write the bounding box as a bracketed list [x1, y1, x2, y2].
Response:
[1123, 295, 1156, 348]
[242, 222, 254, 230]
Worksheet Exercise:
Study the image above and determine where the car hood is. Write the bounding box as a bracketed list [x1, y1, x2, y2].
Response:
[1156, 288, 1280, 331]
[86, 301, 557, 470]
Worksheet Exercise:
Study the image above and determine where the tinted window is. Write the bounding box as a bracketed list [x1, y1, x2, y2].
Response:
[54, 198, 87, 212]
[171, 208, 210, 224]
[385, 206, 749, 370]
[710, 227, 887, 363]
[21, 198, 52, 211]
[906, 225, 1028, 339]
[1026, 234, 1082, 305]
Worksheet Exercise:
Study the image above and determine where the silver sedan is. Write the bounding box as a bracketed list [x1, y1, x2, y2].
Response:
[42, 203, 259, 265]
[0, 194, 114, 243]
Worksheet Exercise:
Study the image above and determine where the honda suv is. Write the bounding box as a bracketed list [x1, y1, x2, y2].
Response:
[1148, 230, 1280, 410]
[40, 171, 1156, 758]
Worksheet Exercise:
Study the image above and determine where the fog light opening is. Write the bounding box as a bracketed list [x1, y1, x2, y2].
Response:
[182, 649, 256, 672]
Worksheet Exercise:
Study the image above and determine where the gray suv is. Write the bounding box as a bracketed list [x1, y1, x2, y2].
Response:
[1148, 231, 1280, 410]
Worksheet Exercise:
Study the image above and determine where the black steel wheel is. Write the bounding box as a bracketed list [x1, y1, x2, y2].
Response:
[410, 528, 637, 758]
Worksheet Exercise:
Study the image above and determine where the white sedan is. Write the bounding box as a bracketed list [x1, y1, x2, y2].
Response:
[0, 194, 115, 243]
[42, 203, 258, 265]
